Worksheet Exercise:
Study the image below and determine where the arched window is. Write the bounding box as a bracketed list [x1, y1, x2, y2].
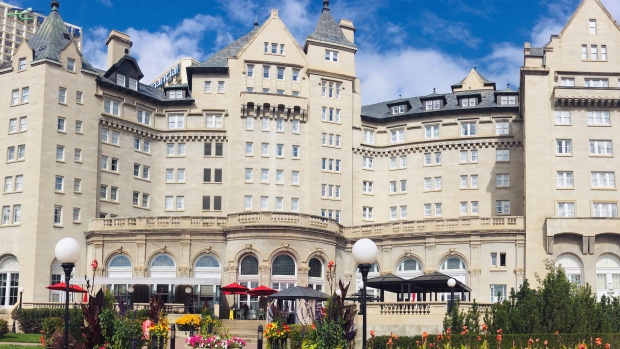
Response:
[272, 255, 296, 276]
[396, 258, 423, 280]
[149, 254, 176, 278]
[309, 258, 322, 278]
[240, 255, 259, 275]
[356, 262, 380, 298]
[596, 255, 620, 299]
[0, 255, 19, 307]
[555, 254, 582, 285]
[195, 255, 220, 268]
[108, 255, 132, 278]
[440, 256, 467, 302]
[441, 257, 466, 271]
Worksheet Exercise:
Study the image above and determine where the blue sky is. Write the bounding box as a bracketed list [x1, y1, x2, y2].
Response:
[13, 0, 620, 104]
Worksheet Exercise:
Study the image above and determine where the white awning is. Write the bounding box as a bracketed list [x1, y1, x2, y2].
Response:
[68, 277, 221, 285]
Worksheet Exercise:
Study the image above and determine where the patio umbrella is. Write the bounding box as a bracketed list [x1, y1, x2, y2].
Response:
[46, 282, 88, 293]
[220, 282, 249, 294]
[247, 285, 277, 296]
[269, 286, 329, 300]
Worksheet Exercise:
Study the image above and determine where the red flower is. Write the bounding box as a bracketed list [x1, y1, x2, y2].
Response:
[605, 344, 610, 349]
[446, 328, 451, 334]
[528, 338, 534, 346]
[537, 339, 540, 343]
[437, 334, 443, 341]
[430, 343, 435, 348]
[481, 324, 488, 331]
[328, 261, 335, 269]
[578, 343, 586, 349]
[596, 338, 603, 346]
[422, 332, 428, 341]
[496, 329, 502, 335]
[311, 323, 316, 330]
[370, 330, 375, 338]
[477, 336, 481, 341]
[544, 341, 548, 347]
[496, 334, 502, 343]
[91, 259, 98, 270]
[387, 338, 393, 346]
[554, 331, 559, 336]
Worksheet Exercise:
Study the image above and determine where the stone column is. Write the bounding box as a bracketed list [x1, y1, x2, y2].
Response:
[298, 267, 310, 287]
[259, 265, 271, 286]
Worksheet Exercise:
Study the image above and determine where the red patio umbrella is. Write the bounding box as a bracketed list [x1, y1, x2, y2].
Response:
[247, 285, 277, 296]
[46, 282, 88, 293]
[220, 283, 249, 294]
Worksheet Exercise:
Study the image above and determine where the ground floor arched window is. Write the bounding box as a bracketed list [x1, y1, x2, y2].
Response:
[107, 255, 133, 303]
[149, 254, 177, 303]
[596, 254, 620, 299]
[193, 254, 222, 310]
[440, 257, 468, 302]
[238, 255, 259, 310]
[308, 258, 324, 292]
[0, 255, 19, 307]
[555, 254, 582, 285]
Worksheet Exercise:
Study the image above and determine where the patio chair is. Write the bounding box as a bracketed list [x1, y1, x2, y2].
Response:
[235, 309, 243, 320]
[257, 308, 265, 320]
[249, 309, 257, 320]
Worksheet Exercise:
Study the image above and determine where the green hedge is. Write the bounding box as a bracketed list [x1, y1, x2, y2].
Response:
[287, 324, 314, 349]
[368, 334, 620, 349]
[0, 319, 8, 339]
[15, 308, 84, 340]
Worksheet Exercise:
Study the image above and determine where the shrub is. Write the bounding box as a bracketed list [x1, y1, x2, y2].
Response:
[48, 329, 85, 349]
[0, 318, 9, 339]
[15, 307, 84, 340]
[288, 324, 312, 349]
[42, 317, 64, 345]
[109, 316, 147, 349]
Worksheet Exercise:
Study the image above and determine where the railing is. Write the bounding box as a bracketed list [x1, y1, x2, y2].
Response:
[89, 214, 524, 238]
[347, 217, 523, 237]
[366, 301, 495, 317]
[23, 302, 85, 309]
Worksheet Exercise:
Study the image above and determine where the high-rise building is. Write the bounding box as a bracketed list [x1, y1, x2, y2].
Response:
[0, 0, 81, 63]
[0, 0, 618, 335]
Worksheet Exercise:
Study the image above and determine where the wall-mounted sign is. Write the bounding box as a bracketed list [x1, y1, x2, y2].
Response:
[8, 8, 40, 21]
[151, 64, 181, 89]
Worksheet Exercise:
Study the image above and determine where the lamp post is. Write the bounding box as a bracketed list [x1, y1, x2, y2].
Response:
[128, 285, 134, 309]
[185, 286, 192, 314]
[447, 278, 456, 313]
[356, 280, 364, 315]
[257, 324, 263, 349]
[55, 237, 81, 349]
[352, 238, 378, 349]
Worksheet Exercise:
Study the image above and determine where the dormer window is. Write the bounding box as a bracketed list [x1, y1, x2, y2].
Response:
[116, 74, 125, 86]
[128, 78, 138, 90]
[500, 96, 517, 105]
[325, 50, 338, 62]
[590, 19, 597, 34]
[168, 90, 183, 99]
[425, 100, 441, 110]
[461, 97, 477, 107]
[392, 105, 406, 115]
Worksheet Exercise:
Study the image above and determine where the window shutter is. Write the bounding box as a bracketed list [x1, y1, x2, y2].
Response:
[215, 169, 222, 182]
[214, 196, 222, 210]
[204, 142, 212, 156]
[215, 143, 223, 156]
[202, 196, 210, 210]
[204, 169, 211, 182]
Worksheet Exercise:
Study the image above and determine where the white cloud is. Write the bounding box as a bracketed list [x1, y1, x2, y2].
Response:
[82, 14, 231, 82]
[483, 43, 523, 90]
[420, 12, 482, 49]
[99, 0, 113, 8]
[357, 49, 471, 105]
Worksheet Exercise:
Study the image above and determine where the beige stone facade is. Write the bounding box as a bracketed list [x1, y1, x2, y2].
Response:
[0, 0, 617, 319]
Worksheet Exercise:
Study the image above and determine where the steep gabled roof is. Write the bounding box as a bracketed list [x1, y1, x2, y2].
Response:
[555, 0, 620, 41]
[451, 68, 495, 89]
[103, 53, 145, 80]
[28, 1, 73, 62]
[192, 26, 260, 69]
[306, 1, 356, 49]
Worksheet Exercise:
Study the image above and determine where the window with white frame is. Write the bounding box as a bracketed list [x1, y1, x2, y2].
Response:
[424, 204, 431, 217]
[496, 174, 510, 187]
[461, 122, 477, 136]
[292, 171, 300, 184]
[362, 206, 373, 220]
[557, 171, 574, 188]
[424, 177, 432, 191]
[591, 172, 615, 188]
[362, 181, 373, 194]
[593, 202, 618, 217]
[292, 120, 300, 133]
[362, 156, 373, 169]
[461, 97, 477, 107]
[460, 202, 468, 215]
[276, 170, 283, 184]
[57, 117, 66, 132]
[277, 67, 285, 80]
[425, 125, 439, 139]
[58, 87, 67, 103]
[434, 152, 442, 165]
[260, 196, 268, 210]
[75, 120, 81, 133]
[245, 117, 254, 130]
[21, 87, 29, 103]
[292, 145, 300, 158]
[472, 201, 479, 214]
[500, 95, 516, 105]
[53, 206, 62, 225]
[244, 196, 252, 210]
[325, 50, 338, 62]
[54, 176, 63, 192]
[18, 57, 26, 71]
[588, 110, 610, 125]
[261, 169, 269, 183]
[585, 78, 608, 87]
[496, 200, 510, 214]
[556, 139, 572, 155]
[496, 120, 510, 135]
[425, 99, 441, 110]
[590, 19, 597, 34]
[276, 118, 284, 131]
[560, 78, 575, 87]
[104, 99, 120, 115]
[55, 145, 64, 161]
[262, 117, 269, 131]
[206, 114, 223, 128]
[558, 202, 575, 217]
[591, 45, 598, 60]
[496, 149, 509, 162]
[582, 44, 588, 59]
[204, 81, 211, 93]
[137, 109, 151, 125]
[555, 110, 571, 125]
[390, 206, 397, 220]
[363, 129, 375, 144]
[590, 140, 613, 155]
[263, 66, 270, 79]
[291, 198, 299, 212]
[435, 203, 442, 216]
[168, 114, 184, 129]
[217, 81, 225, 93]
[390, 128, 405, 143]
[292, 69, 300, 82]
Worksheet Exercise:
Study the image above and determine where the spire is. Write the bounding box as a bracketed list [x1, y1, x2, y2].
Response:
[254, 14, 258, 27]
[323, 0, 330, 11]
[29, 0, 72, 62]
[51, 0, 59, 11]
[306, 0, 357, 49]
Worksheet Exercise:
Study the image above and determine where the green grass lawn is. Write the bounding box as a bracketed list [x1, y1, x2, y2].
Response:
[0, 333, 42, 343]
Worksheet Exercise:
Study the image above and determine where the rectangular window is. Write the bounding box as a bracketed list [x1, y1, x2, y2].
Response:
[390, 129, 405, 143]
[434, 152, 441, 164]
[496, 200, 510, 214]
[325, 50, 338, 61]
[471, 150, 478, 162]
[100, 185, 107, 199]
[292, 145, 300, 158]
[585, 79, 609, 87]
[362, 207, 373, 219]
[202, 196, 211, 211]
[110, 187, 118, 201]
[555, 110, 571, 125]
[206, 115, 223, 128]
[556, 139, 572, 155]
[18, 57, 26, 71]
[276, 118, 284, 131]
[277, 67, 285, 80]
[557, 171, 574, 188]
[363, 130, 375, 144]
[137, 109, 151, 125]
[261, 169, 269, 182]
[204, 81, 211, 93]
[247, 65, 254, 78]
[460, 202, 468, 215]
[214, 143, 222, 156]
[292, 69, 300, 81]
[390, 181, 397, 194]
[244, 196, 252, 210]
[558, 202, 575, 217]
[260, 196, 268, 210]
[75, 120, 81, 133]
[58, 87, 67, 103]
[11, 89, 20, 105]
[461, 122, 477, 136]
[560, 78, 575, 87]
[292, 119, 300, 133]
[57, 117, 66, 131]
[587, 110, 610, 125]
[291, 198, 299, 212]
[110, 158, 118, 172]
[214, 196, 222, 211]
[390, 157, 397, 169]
[424, 204, 431, 217]
[500, 96, 516, 105]
[214, 169, 222, 183]
[3, 177, 12, 192]
[1, 206, 9, 225]
[434, 177, 442, 190]
[362, 156, 373, 169]
[245, 142, 253, 155]
[496, 174, 510, 187]
[400, 180, 407, 192]
[593, 202, 618, 217]
[136, 164, 143, 177]
[111, 131, 119, 145]
[590, 140, 613, 155]
[472, 201, 479, 214]
[100, 155, 108, 170]
[292, 171, 299, 184]
[67, 58, 75, 72]
[53, 206, 62, 225]
[471, 175, 478, 188]
[271, 43, 277, 54]
[203, 168, 212, 182]
[582, 44, 588, 60]
[54, 176, 63, 191]
[424, 178, 431, 191]
[591, 172, 615, 188]
[276, 170, 283, 183]
[262, 117, 269, 131]
[55, 145, 64, 161]
[435, 203, 442, 216]
[168, 114, 184, 129]
[73, 179, 80, 192]
[176, 196, 184, 210]
[425, 125, 439, 139]
[590, 19, 597, 34]
[132, 192, 140, 205]
[496, 149, 510, 162]
[460, 150, 468, 163]
[246, 117, 254, 130]
[390, 206, 397, 220]
[144, 140, 151, 153]
[363, 181, 373, 194]
[263, 66, 270, 78]
[496, 121, 510, 135]
[601, 45, 607, 60]
[276, 144, 284, 157]
[460, 175, 468, 188]
[128, 78, 138, 90]
[218, 81, 225, 93]
[74, 149, 81, 161]
[591, 45, 598, 60]
[104, 99, 120, 115]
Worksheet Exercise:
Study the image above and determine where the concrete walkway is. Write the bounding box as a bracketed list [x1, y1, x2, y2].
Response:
[0, 342, 42, 347]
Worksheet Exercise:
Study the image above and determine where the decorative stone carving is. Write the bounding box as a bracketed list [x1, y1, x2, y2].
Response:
[259, 265, 271, 272]
[134, 266, 147, 273]
[423, 269, 437, 274]
[405, 249, 413, 257]
[514, 268, 525, 275]
[178, 266, 191, 276]
[471, 268, 481, 275]
[244, 244, 252, 252]
[224, 266, 237, 273]
[282, 243, 290, 249]
[298, 267, 310, 275]
[449, 248, 456, 255]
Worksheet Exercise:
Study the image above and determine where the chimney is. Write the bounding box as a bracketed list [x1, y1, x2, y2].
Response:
[339, 19, 355, 43]
[106, 30, 132, 69]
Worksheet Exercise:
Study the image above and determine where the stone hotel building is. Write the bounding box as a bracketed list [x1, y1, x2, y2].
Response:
[0, 0, 618, 316]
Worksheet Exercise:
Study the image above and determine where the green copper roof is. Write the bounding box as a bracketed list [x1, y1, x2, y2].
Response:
[28, 1, 73, 62]
[306, 3, 356, 49]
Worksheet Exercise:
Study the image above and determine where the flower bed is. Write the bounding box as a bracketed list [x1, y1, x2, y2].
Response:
[185, 334, 246, 348]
